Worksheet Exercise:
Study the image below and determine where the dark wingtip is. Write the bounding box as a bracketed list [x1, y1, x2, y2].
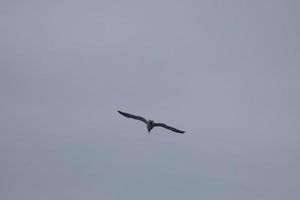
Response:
[117, 110, 122, 114]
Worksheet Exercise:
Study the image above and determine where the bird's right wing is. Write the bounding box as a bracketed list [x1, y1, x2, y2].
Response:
[153, 123, 185, 134]
[117, 110, 147, 124]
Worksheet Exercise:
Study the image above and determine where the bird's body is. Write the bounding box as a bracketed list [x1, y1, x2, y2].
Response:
[146, 120, 154, 133]
[118, 110, 185, 134]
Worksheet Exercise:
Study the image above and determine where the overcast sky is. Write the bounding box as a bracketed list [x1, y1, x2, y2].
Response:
[1, 0, 300, 199]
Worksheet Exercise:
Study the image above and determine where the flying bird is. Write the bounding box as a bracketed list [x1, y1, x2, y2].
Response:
[117, 110, 185, 134]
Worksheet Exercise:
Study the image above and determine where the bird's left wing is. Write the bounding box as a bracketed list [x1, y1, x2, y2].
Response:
[117, 110, 147, 124]
[153, 123, 185, 134]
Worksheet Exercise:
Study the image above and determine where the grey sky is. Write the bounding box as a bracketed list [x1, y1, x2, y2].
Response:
[1, 0, 300, 199]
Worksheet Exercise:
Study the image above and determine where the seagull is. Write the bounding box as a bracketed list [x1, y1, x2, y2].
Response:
[118, 110, 185, 134]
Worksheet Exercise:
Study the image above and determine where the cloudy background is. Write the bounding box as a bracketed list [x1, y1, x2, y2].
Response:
[1, 0, 300, 199]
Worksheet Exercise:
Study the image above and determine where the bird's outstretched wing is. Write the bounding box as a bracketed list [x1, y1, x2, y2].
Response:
[118, 110, 147, 124]
[153, 123, 185, 134]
